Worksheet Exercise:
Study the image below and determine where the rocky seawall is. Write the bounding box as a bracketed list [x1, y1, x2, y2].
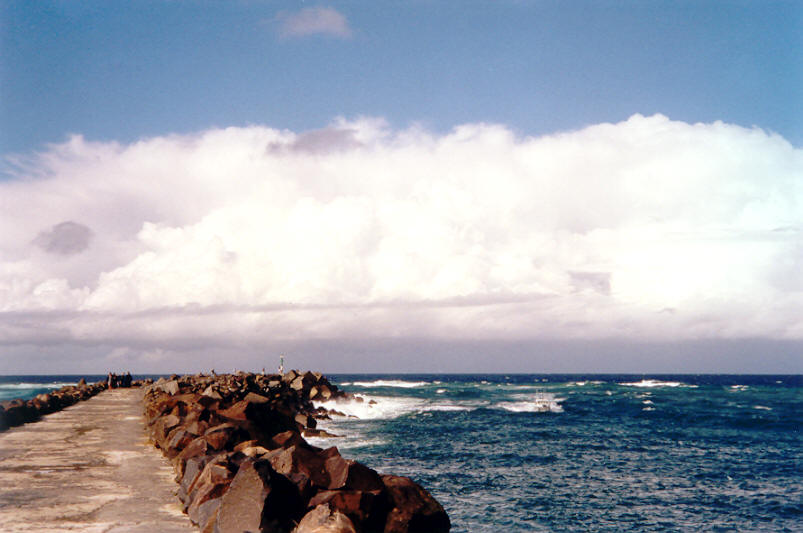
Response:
[143, 370, 450, 533]
[0, 378, 110, 430]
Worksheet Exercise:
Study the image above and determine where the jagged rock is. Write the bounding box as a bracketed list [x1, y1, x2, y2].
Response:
[215, 458, 304, 533]
[159, 380, 180, 395]
[270, 430, 313, 450]
[204, 423, 251, 451]
[201, 385, 222, 400]
[303, 428, 341, 439]
[295, 504, 357, 533]
[307, 489, 390, 532]
[325, 455, 384, 491]
[177, 455, 213, 504]
[186, 455, 235, 516]
[244, 392, 270, 404]
[381, 475, 450, 533]
[165, 427, 196, 458]
[193, 497, 221, 533]
[295, 412, 317, 429]
[263, 444, 330, 489]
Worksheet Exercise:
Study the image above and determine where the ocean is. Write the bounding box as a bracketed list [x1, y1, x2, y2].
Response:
[3, 374, 801, 532]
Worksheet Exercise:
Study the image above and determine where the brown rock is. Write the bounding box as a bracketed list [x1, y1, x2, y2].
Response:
[325, 456, 384, 491]
[307, 489, 390, 532]
[264, 445, 330, 490]
[204, 423, 251, 451]
[381, 475, 450, 533]
[215, 457, 304, 533]
[177, 455, 213, 505]
[295, 504, 357, 533]
[244, 392, 270, 404]
[270, 430, 317, 450]
[193, 497, 221, 533]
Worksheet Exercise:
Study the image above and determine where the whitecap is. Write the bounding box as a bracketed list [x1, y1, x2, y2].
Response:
[436, 389, 446, 394]
[0, 381, 76, 390]
[425, 404, 471, 412]
[350, 380, 429, 388]
[752, 405, 772, 411]
[314, 395, 426, 420]
[619, 379, 697, 388]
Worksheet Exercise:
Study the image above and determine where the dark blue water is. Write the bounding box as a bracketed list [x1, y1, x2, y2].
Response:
[4, 373, 800, 531]
[310, 374, 802, 532]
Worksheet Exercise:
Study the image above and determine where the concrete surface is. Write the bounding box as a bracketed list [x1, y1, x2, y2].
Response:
[0, 388, 196, 532]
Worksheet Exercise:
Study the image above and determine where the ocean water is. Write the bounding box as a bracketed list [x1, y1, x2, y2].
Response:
[310, 374, 802, 533]
[3, 373, 800, 531]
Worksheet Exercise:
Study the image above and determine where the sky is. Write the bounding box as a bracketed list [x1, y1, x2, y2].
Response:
[0, 1, 801, 374]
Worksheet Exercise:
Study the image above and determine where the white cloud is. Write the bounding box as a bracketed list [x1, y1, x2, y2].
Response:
[0, 114, 801, 356]
[275, 7, 352, 39]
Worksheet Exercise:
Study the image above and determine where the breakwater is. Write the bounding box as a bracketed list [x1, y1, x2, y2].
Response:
[143, 370, 450, 533]
[0, 378, 110, 430]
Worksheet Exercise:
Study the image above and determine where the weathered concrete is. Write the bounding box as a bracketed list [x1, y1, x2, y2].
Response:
[0, 388, 196, 532]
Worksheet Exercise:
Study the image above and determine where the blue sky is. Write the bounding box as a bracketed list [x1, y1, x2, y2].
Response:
[2, 0, 801, 157]
[0, 1, 801, 373]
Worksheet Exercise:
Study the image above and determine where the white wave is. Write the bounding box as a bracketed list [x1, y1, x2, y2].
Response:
[349, 380, 429, 388]
[642, 406, 656, 411]
[752, 405, 772, 411]
[436, 389, 446, 394]
[574, 381, 588, 386]
[425, 404, 472, 412]
[643, 399, 654, 405]
[314, 395, 426, 420]
[619, 379, 697, 388]
[0, 381, 76, 390]
[729, 385, 749, 391]
[305, 434, 388, 450]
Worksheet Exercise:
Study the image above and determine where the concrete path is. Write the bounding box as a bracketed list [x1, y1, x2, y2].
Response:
[0, 388, 196, 532]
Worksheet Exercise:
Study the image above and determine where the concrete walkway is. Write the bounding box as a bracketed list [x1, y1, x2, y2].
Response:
[0, 388, 196, 532]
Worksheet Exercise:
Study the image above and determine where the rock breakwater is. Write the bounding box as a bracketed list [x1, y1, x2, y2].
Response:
[143, 370, 450, 533]
[0, 378, 112, 430]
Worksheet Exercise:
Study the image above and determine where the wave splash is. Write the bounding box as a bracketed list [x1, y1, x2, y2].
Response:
[619, 379, 698, 388]
[347, 380, 429, 388]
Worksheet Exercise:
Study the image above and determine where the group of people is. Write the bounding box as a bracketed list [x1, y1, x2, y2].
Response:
[107, 371, 133, 388]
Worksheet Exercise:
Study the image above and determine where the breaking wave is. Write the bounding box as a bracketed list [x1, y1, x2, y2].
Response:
[619, 379, 698, 388]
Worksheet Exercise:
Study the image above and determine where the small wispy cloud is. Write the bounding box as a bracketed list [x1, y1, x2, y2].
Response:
[275, 6, 352, 39]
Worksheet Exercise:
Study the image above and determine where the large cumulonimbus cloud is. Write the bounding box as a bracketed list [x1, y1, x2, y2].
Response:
[0, 114, 801, 354]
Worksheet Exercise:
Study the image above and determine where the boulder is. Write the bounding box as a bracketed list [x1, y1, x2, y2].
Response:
[215, 458, 304, 533]
[381, 475, 450, 533]
[177, 455, 213, 504]
[307, 489, 390, 532]
[204, 423, 250, 451]
[193, 497, 221, 533]
[295, 504, 357, 533]
[160, 380, 180, 395]
[325, 456, 384, 491]
[263, 444, 330, 490]
[186, 456, 234, 516]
